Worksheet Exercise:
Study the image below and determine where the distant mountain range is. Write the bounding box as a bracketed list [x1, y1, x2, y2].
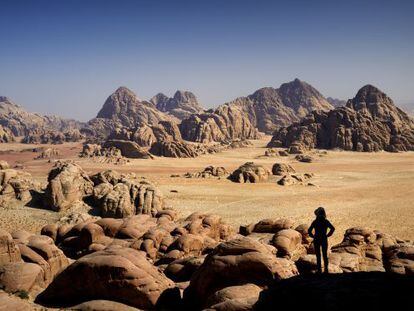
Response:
[1, 80, 413, 153]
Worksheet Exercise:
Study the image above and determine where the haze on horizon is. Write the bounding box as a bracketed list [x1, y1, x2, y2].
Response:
[0, 0, 413, 121]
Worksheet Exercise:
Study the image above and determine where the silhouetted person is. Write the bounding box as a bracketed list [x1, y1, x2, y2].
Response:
[308, 207, 335, 273]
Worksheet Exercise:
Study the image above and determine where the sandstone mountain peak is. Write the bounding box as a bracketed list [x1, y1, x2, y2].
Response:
[348, 84, 392, 111]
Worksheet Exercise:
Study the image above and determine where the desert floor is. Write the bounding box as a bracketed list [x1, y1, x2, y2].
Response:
[1, 137, 413, 244]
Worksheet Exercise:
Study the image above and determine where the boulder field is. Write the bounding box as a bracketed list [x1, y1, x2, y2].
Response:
[0, 161, 413, 310]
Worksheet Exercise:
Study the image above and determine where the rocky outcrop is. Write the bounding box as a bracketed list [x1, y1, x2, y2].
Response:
[184, 166, 228, 178]
[0, 169, 37, 207]
[103, 140, 153, 159]
[179, 107, 261, 143]
[184, 237, 298, 308]
[268, 85, 414, 152]
[108, 121, 182, 148]
[79, 144, 128, 165]
[149, 141, 200, 158]
[272, 163, 295, 176]
[229, 162, 270, 183]
[44, 162, 94, 212]
[91, 171, 165, 218]
[151, 90, 204, 120]
[277, 173, 314, 186]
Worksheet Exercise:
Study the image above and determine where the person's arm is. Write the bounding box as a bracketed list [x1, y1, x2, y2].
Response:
[308, 221, 315, 238]
[326, 220, 335, 237]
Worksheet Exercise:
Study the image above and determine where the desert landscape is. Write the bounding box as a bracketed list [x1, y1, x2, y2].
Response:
[1, 137, 413, 246]
[1, 1, 414, 310]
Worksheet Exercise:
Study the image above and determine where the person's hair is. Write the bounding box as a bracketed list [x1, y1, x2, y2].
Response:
[314, 207, 326, 218]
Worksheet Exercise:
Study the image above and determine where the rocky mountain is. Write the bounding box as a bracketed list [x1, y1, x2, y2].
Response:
[0, 96, 86, 143]
[151, 90, 204, 120]
[327, 97, 346, 107]
[179, 79, 332, 143]
[229, 78, 333, 134]
[87, 87, 173, 140]
[268, 85, 414, 152]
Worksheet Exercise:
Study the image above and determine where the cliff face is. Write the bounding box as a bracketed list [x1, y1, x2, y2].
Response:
[268, 85, 414, 152]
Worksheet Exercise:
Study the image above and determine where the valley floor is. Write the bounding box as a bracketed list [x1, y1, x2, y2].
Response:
[1, 137, 413, 244]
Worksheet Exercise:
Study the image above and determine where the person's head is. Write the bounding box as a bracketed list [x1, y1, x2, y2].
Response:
[314, 207, 326, 218]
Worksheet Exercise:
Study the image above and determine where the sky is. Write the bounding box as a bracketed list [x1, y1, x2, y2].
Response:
[0, 0, 413, 121]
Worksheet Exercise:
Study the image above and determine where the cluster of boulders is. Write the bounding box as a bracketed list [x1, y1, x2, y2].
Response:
[227, 162, 314, 186]
[268, 85, 414, 152]
[183, 166, 229, 179]
[42, 162, 165, 220]
[1, 209, 411, 310]
[79, 143, 129, 165]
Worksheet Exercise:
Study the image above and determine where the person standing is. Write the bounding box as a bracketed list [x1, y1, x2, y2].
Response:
[308, 207, 335, 273]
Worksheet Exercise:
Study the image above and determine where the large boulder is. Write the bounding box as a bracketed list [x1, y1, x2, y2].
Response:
[0, 169, 36, 207]
[184, 237, 298, 308]
[44, 162, 94, 211]
[271, 163, 295, 176]
[229, 162, 270, 183]
[0, 231, 69, 296]
[37, 246, 175, 309]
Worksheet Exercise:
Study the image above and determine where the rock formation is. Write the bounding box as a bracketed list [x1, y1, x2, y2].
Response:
[44, 162, 94, 212]
[0, 166, 37, 207]
[103, 139, 154, 159]
[0, 229, 69, 296]
[151, 90, 204, 120]
[0, 203, 412, 310]
[184, 166, 228, 178]
[268, 85, 414, 152]
[90, 170, 165, 218]
[272, 163, 295, 176]
[79, 143, 128, 165]
[229, 162, 270, 183]
[179, 106, 261, 143]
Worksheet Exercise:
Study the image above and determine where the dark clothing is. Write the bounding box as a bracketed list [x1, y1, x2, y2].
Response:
[308, 216, 335, 273]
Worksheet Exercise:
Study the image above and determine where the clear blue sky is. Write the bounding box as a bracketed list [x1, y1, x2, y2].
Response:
[1, 0, 413, 120]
